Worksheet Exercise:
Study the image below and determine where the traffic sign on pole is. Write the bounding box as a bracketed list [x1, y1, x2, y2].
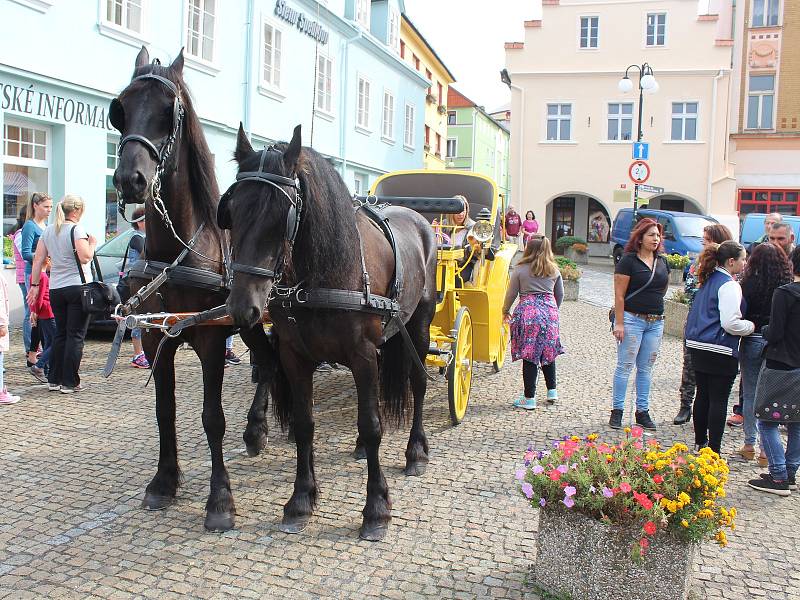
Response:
[632, 142, 649, 160]
[639, 184, 664, 194]
[628, 160, 651, 184]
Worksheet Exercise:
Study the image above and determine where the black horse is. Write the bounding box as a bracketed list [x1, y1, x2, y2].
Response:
[111, 47, 275, 531]
[222, 125, 438, 540]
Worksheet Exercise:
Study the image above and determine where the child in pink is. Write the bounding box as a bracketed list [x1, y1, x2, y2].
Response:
[29, 267, 55, 383]
[0, 275, 21, 405]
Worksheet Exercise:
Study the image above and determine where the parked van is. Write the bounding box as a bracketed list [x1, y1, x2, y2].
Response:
[610, 208, 718, 264]
[740, 213, 800, 247]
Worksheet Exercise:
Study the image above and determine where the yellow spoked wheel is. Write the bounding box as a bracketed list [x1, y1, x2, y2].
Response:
[447, 307, 473, 425]
[493, 319, 510, 373]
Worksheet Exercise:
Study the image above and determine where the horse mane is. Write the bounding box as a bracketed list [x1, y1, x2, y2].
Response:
[130, 62, 220, 228]
[262, 144, 359, 289]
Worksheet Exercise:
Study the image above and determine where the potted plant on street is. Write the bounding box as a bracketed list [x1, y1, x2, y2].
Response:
[556, 236, 589, 265]
[517, 430, 735, 600]
[664, 288, 691, 338]
[556, 256, 581, 301]
[665, 253, 691, 285]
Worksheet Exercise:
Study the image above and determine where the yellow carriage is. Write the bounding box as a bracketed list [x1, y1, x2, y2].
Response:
[370, 170, 517, 425]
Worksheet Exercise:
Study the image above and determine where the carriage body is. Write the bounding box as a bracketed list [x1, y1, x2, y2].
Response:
[369, 170, 516, 424]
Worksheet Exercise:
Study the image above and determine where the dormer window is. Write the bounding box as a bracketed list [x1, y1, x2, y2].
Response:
[355, 0, 370, 29]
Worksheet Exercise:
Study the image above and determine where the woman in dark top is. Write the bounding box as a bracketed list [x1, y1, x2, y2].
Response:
[736, 243, 791, 462]
[610, 218, 669, 430]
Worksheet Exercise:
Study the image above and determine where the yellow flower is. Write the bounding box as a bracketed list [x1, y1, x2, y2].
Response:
[730, 507, 737, 518]
[704, 500, 713, 508]
[678, 492, 691, 505]
[681, 519, 689, 528]
[704, 474, 719, 487]
[624, 427, 631, 434]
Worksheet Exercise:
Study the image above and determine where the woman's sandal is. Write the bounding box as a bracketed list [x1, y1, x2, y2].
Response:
[757, 454, 768, 467]
[734, 447, 756, 461]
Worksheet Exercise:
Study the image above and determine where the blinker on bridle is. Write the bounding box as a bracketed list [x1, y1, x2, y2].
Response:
[217, 146, 303, 280]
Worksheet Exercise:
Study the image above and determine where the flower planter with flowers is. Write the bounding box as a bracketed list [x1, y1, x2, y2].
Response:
[665, 253, 691, 286]
[556, 256, 581, 301]
[517, 430, 734, 600]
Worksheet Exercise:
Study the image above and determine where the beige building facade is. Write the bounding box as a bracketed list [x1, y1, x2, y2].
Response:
[504, 0, 736, 254]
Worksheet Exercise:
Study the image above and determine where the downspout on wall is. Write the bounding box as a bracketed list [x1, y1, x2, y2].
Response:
[339, 29, 363, 181]
[706, 69, 725, 214]
[242, 0, 255, 136]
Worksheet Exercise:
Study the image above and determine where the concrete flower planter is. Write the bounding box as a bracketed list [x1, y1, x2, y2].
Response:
[663, 299, 690, 339]
[564, 247, 589, 265]
[534, 510, 696, 600]
[563, 279, 580, 301]
[669, 269, 685, 286]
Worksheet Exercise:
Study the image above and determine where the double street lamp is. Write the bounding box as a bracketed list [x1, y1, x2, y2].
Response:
[618, 63, 658, 218]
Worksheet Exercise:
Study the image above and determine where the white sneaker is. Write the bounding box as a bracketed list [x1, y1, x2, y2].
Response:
[0, 391, 21, 405]
[48, 383, 61, 392]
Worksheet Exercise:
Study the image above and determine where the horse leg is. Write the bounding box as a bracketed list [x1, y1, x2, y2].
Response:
[280, 350, 317, 533]
[142, 333, 182, 510]
[352, 349, 391, 541]
[194, 331, 236, 532]
[404, 306, 433, 476]
[353, 349, 380, 460]
[239, 326, 276, 456]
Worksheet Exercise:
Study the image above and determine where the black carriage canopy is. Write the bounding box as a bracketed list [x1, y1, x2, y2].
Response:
[370, 172, 502, 248]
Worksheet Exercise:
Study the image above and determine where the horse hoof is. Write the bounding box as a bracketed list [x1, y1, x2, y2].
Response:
[204, 511, 235, 532]
[245, 434, 268, 457]
[359, 522, 388, 542]
[141, 493, 175, 511]
[279, 516, 310, 534]
[403, 462, 427, 477]
[352, 446, 367, 461]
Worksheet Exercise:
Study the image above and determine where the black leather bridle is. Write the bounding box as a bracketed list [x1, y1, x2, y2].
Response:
[217, 147, 303, 280]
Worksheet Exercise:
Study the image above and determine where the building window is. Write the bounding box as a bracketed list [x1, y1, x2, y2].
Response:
[579, 16, 598, 48]
[738, 189, 799, 216]
[437, 82, 443, 106]
[546, 103, 572, 141]
[447, 111, 456, 125]
[3, 122, 50, 235]
[186, 0, 215, 62]
[746, 75, 775, 129]
[382, 90, 394, 140]
[425, 70, 432, 96]
[671, 102, 698, 140]
[435, 133, 442, 157]
[357, 76, 371, 130]
[646, 13, 666, 46]
[400, 40, 405, 59]
[315, 54, 332, 114]
[262, 22, 282, 89]
[424, 125, 430, 149]
[104, 0, 143, 33]
[413, 54, 420, 71]
[404, 103, 415, 148]
[355, 0, 370, 28]
[388, 7, 400, 53]
[607, 102, 633, 140]
[446, 138, 457, 158]
[106, 136, 120, 237]
[752, 0, 779, 26]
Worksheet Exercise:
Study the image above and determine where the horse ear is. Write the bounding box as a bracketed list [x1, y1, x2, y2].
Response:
[134, 46, 149, 71]
[170, 48, 185, 75]
[284, 125, 302, 174]
[234, 123, 254, 163]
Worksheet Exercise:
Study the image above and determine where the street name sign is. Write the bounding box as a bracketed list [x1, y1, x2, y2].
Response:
[632, 142, 650, 160]
[628, 160, 651, 184]
[639, 184, 665, 194]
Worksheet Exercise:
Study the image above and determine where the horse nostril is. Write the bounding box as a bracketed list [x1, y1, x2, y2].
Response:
[130, 170, 147, 192]
[248, 306, 261, 326]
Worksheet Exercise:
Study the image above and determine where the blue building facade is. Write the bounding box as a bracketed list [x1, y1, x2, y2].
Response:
[0, 0, 427, 240]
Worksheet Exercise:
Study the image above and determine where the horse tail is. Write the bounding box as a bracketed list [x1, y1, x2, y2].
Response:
[271, 360, 293, 431]
[379, 331, 411, 428]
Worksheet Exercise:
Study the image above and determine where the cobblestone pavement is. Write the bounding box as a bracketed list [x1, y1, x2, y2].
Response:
[1, 301, 798, 599]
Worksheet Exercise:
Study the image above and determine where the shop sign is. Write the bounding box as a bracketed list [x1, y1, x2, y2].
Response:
[275, 0, 330, 45]
[1, 81, 114, 131]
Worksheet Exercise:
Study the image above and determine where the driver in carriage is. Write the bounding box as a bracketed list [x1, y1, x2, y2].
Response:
[438, 195, 484, 285]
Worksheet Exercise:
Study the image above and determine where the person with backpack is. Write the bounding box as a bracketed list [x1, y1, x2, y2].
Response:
[121, 208, 148, 369]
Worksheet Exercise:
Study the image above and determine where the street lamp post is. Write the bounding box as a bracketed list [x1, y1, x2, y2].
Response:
[618, 63, 658, 220]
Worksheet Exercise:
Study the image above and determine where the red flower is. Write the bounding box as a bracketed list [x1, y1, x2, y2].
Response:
[548, 470, 561, 481]
[653, 474, 664, 484]
[619, 482, 632, 493]
[652, 493, 663, 500]
[640, 537, 650, 549]
[631, 426, 643, 438]
[643, 521, 657, 536]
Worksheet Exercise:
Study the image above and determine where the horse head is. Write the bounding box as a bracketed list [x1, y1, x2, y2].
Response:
[111, 46, 186, 205]
[222, 123, 303, 328]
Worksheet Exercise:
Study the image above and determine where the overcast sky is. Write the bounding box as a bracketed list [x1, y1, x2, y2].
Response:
[403, 0, 542, 112]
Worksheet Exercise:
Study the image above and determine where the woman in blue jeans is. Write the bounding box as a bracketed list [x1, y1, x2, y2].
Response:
[748, 246, 800, 496]
[611, 218, 669, 430]
[736, 243, 791, 462]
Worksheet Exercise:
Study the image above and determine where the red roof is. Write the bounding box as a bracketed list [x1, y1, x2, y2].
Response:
[447, 86, 476, 108]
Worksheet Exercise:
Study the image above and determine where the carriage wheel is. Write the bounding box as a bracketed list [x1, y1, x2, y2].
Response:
[492, 320, 510, 373]
[447, 307, 473, 425]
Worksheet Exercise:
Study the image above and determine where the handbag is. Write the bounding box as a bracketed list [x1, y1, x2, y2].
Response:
[753, 364, 800, 423]
[608, 256, 661, 328]
[70, 226, 120, 315]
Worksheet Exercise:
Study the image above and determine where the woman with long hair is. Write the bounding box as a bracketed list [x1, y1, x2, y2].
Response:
[685, 241, 754, 453]
[674, 223, 734, 425]
[27, 196, 97, 393]
[442, 195, 480, 284]
[735, 242, 791, 461]
[610, 218, 669, 430]
[20, 193, 52, 365]
[9, 206, 30, 356]
[503, 236, 564, 409]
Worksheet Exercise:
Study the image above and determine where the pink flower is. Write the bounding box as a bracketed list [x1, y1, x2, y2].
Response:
[602, 487, 614, 498]
[631, 426, 643, 438]
[515, 468, 526, 481]
[619, 482, 632, 493]
[564, 486, 577, 497]
[548, 470, 561, 482]
[633, 441, 643, 450]
[521, 482, 533, 499]
[557, 464, 569, 474]
[643, 521, 657, 536]
[563, 497, 575, 508]
[539, 498, 546, 507]
[653, 474, 664, 484]
[532, 465, 545, 475]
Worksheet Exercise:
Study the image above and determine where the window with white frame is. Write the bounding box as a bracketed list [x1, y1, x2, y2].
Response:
[446, 138, 457, 158]
[382, 90, 394, 139]
[186, 0, 215, 62]
[546, 103, 572, 141]
[315, 54, 332, 113]
[404, 103, 415, 148]
[106, 136, 120, 237]
[607, 103, 633, 140]
[3, 122, 50, 236]
[579, 16, 598, 49]
[355, 0, 370, 28]
[671, 102, 698, 140]
[262, 21, 282, 89]
[752, 0, 779, 26]
[646, 13, 666, 46]
[104, 0, 143, 33]
[746, 75, 775, 129]
[388, 6, 400, 53]
[447, 111, 456, 125]
[357, 76, 371, 129]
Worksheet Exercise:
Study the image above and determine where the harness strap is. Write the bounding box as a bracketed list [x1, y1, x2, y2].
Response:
[269, 288, 399, 315]
[128, 260, 228, 290]
[231, 263, 277, 279]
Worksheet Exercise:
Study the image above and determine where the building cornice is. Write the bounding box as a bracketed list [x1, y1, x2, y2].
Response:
[505, 68, 730, 77]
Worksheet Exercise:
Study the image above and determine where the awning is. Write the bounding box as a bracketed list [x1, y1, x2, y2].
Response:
[3, 171, 33, 197]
